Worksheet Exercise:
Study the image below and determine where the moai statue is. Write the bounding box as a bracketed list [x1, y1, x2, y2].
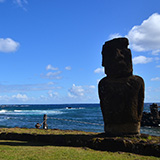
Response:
[98, 37, 145, 136]
[150, 103, 159, 119]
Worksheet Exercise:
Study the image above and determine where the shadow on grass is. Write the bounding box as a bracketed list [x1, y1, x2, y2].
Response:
[0, 133, 97, 147]
[0, 141, 49, 146]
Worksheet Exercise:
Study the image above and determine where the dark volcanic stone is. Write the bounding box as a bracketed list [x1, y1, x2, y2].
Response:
[98, 37, 145, 136]
[101, 37, 133, 78]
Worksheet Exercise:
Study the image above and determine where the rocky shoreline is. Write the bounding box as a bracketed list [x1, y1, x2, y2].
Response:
[0, 128, 159, 157]
[141, 103, 160, 127]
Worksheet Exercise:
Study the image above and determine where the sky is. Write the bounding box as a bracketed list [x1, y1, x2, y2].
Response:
[0, 0, 160, 104]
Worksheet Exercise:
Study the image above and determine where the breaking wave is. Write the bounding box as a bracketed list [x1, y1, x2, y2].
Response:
[0, 109, 64, 116]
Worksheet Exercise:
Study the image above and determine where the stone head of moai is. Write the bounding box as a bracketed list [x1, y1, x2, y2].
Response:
[102, 37, 133, 78]
[98, 37, 145, 136]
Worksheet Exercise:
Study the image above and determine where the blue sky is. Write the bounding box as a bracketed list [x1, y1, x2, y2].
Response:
[0, 0, 160, 104]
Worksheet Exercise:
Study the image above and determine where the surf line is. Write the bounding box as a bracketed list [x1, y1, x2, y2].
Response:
[49, 117, 104, 126]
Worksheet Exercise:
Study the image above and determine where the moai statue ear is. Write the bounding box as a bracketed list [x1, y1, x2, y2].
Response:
[99, 37, 144, 136]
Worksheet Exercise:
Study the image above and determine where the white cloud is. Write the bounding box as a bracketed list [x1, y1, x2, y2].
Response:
[132, 56, 153, 64]
[109, 33, 122, 40]
[89, 85, 95, 89]
[12, 93, 28, 101]
[0, 82, 58, 93]
[151, 50, 160, 56]
[127, 13, 160, 52]
[0, 38, 20, 53]
[42, 65, 62, 79]
[68, 84, 84, 97]
[94, 67, 104, 74]
[65, 66, 71, 70]
[0, 95, 9, 102]
[44, 65, 62, 79]
[1, 0, 28, 9]
[156, 65, 160, 68]
[48, 91, 59, 98]
[14, 0, 28, 9]
[47, 82, 54, 85]
[151, 77, 160, 81]
[46, 64, 58, 71]
[68, 84, 96, 99]
[45, 71, 62, 79]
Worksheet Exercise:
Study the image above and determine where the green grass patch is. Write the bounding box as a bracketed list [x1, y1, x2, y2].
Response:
[0, 128, 96, 135]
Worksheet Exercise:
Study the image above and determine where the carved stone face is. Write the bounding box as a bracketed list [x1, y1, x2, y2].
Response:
[102, 38, 133, 78]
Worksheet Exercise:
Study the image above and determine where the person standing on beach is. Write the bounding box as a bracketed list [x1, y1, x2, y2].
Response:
[43, 114, 48, 129]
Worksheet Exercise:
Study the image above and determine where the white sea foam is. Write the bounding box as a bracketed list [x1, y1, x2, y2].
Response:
[12, 109, 63, 115]
[0, 109, 63, 115]
[65, 107, 85, 110]
[0, 110, 7, 113]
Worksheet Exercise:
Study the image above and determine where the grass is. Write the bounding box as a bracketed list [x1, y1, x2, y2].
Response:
[0, 128, 96, 135]
[0, 128, 159, 160]
[0, 140, 159, 160]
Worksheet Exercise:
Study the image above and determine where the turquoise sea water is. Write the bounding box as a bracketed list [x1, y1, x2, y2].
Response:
[0, 103, 159, 136]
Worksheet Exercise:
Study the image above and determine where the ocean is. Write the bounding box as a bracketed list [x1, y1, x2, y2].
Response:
[0, 103, 159, 136]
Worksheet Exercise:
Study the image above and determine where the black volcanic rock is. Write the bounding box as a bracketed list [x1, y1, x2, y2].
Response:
[141, 103, 160, 127]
